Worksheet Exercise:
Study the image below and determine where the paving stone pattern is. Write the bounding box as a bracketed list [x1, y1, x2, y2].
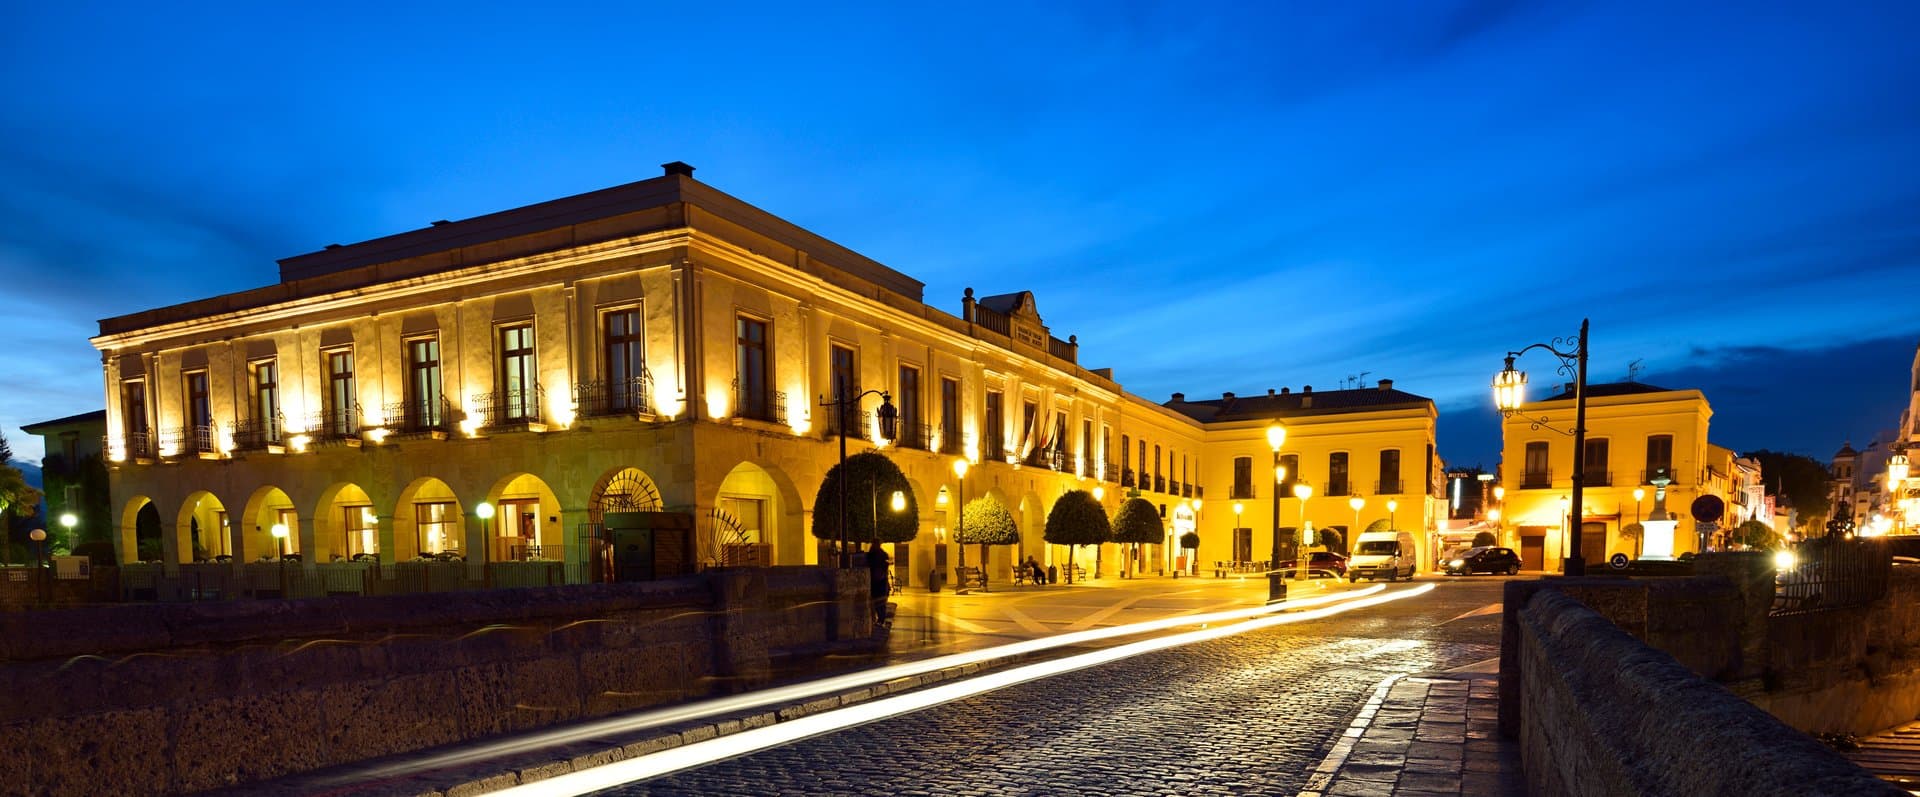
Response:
[1302, 674, 1522, 797]
[602, 614, 1499, 796]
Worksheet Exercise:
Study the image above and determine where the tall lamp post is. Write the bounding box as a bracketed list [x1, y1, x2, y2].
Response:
[28, 528, 47, 604]
[1349, 495, 1365, 540]
[270, 522, 290, 597]
[820, 386, 899, 568]
[951, 457, 969, 585]
[1293, 483, 1314, 580]
[58, 512, 77, 551]
[1266, 423, 1287, 570]
[476, 501, 494, 559]
[1495, 318, 1591, 576]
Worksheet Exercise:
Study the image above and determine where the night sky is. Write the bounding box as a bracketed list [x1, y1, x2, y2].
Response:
[3, 2, 1917, 467]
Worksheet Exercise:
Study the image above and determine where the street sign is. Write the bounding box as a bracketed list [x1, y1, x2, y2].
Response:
[1691, 495, 1725, 524]
[1609, 553, 1629, 570]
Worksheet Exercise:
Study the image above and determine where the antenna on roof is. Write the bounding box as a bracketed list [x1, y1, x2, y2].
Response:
[1342, 371, 1371, 389]
[1626, 359, 1644, 382]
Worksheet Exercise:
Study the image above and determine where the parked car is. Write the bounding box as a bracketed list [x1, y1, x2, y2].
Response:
[1277, 551, 1349, 578]
[1443, 546, 1521, 576]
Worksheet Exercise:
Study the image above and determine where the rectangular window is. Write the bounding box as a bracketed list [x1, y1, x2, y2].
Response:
[1053, 410, 1067, 458]
[326, 349, 357, 437]
[1379, 449, 1402, 494]
[898, 365, 922, 449]
[1141, 440, 1149, 486]
[1583, 439, 1611, 486]
[498, 324, 536, 422]
[184, 371, 210, 453]
[1328, 452, 1349, 496]
[1102, 426, 1112, 478]
[1646, 435, 1674, 482]
[940, 377, 960, 453]
[1524, 441, 1552, 487]
[1280, 454, 1300, 492]
[829, 344, 859, 437]
[407, 337, 443, 430]
[252, 359, 280, 443]
[1233, 456, 1253, 499]
[735, 316, 770, 421]
[1021, 400, 1039, 451]
[343, 505, 376, 558]
[1081, 419, 1093, 475]
[1121, 434, 1132, 483]
[985, 390, 1005, 460]
[604, 309, 645, 412]
[415, 501, 457, 555]
[122, 380, 150, 457]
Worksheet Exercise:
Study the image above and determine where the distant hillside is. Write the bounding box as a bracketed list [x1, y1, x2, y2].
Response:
[8, 460, 41, 490]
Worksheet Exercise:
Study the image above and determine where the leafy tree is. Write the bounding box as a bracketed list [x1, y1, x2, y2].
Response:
[0, 435, 41, 564]
[1742, 449, 1832, 530]
[1179, 531, 1199, 551]
[1731, 519, 1778, 549]
[1472, 531, 1497, 548]
[957, 495, 1018, 570]
[1364, 518, 1391, 533]
[1044, 490, 1110, 583]
[1110, 498, 1161, 577]
[1318, 527, 1345, 554]
[812, 452, 920, 549]
[1619, 523, 1643, 556]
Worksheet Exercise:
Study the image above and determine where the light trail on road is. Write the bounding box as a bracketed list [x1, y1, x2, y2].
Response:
[497, 584, 1437, 797]
[333, 583, 1387, 784]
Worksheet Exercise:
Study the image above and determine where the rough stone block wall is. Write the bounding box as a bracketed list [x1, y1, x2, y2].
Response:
[0, 569, 867, 796]
[1515, 590, 1901, 797]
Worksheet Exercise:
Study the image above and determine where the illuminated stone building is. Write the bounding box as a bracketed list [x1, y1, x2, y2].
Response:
[1497, 381, 1735, 570]
[92, 162, 1444, 587]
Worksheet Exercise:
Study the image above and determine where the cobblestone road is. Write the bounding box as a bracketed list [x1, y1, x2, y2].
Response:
[601, 578, 1508, 796]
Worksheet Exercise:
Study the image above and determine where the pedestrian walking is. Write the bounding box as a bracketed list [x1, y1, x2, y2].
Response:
[866, 543, 891, 626]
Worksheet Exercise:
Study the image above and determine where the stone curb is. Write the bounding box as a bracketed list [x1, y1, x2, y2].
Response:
[1298, 672, 1405, 797]
[251, 654, 1029, 796]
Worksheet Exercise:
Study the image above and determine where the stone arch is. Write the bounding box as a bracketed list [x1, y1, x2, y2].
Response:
[483, 472, 565, 561]
[238, 485, 301, 561]
[394, 477, 464, 561]
[713, 460, 804, 566]
[1019, 491, 1048, 567]
[173, 491, 230, 564]
[315, 482, 378, 562]
[118, 495, 159, 564]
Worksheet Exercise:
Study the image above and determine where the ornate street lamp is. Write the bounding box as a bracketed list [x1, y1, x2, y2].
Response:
[1387, 499, 1398, 530]
[951, 457, 969, 583]
[1349, 495, 1365, 540]
[1266, 422, 1287, 571]
[1890, 451, 1911, 487]
[1494, 319, 1591, 575]
[818, 385, 899, 568]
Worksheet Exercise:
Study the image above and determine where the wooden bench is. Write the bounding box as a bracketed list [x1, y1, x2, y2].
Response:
[955, 566, 988, 592]
[1058, 564, 1087, 583]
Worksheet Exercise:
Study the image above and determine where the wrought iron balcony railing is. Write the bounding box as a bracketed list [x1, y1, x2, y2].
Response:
[1583, 469, 1613, 487]
[1121, 468, 1135, 487]
[939, 426, 965, 455]
[311, 403, 361, 440]
[106, 432, 155, 460]
[1323, 480, 1350, 497]
[985, 437, 1007, 463]
[732, 380, 787, 425]
[823, 409, 871, 440]
[230, 413, 284, 450]
[473, 381, 545, 428]
[1375, 478, 1403, 495]
[1154, 474, 1166, 493]
[384, 396, 455, 434]
[574, 375, 653, 418]
[898, 422, 931, 451]
[1521, 470, 1553, 489]
[1105, 463, 1121, 483]
[159, 424, 217, 457]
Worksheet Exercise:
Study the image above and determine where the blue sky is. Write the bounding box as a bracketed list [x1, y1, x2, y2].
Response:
[2, 1, 1917, 466]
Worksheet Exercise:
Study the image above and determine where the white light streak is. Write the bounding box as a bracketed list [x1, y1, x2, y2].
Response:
[495, 585, 1435, 796]
[340, 586, 1388, 783]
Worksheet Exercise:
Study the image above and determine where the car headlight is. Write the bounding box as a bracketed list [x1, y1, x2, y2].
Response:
[1449, 559, 1465, 568]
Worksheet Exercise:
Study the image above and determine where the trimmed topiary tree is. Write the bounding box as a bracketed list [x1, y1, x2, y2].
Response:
[1180, 531, 1201, 576]
[812, 452, 920, 561]
[958, 495, 1019, 574]
[1472, 531, 1497, 548]
[1364, 518, 1391, 533]
[1732, 519, 1778, 550]
[1111, 498, 1162, 577]
[1044, 490, 1110, 583]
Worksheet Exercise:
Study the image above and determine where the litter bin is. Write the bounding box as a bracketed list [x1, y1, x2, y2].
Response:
[1047, 565, 1058, 585]
[1267, 572, 1287, 604]
[928, 567, 946, 593]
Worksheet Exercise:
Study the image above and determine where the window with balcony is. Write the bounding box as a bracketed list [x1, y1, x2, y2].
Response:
[825, 344, 861, 438]
[1081, 419, 1093, 476]
[325, 349, 358, 437]
[183, 370, 211, 453]
[122, 380, 151, 458]
[1645, 434, 1674, 483]
[1327, 452, 1350, 496]
[1121, 434, 1133, 486]
[1523, 441, 1552, 488]
[1583, 438, 1611, 486]
[494, 324, 538, 425]
[1021, 399, 1038, 453]
[1378, 449, 1402, 494]
[586, 308, 649, 416]
[898, 364, 924, 449]
[985, 390, 1005, 461]
[735, 316, 775, 422]
[1233, 456, 1253, 499]
[940, 377, 961, 453]
[238, 359, 281, 449]
[402, 337, 444, 432]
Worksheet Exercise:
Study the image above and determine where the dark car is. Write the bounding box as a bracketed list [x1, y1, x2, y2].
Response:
[1277, 551, 1349, 578]
[1443, 546, 1520, 575]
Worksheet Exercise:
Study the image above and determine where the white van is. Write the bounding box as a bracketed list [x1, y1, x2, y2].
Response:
[1349, 530, 1418, 582]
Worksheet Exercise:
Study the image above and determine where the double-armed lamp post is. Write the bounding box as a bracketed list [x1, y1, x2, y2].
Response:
[819, 384, 898, 568]
[1495, 318, 1591, 576]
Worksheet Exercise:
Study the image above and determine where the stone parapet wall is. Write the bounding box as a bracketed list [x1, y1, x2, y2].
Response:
[0, 567, 868, 796]
[1512, 590, 1900, 796]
